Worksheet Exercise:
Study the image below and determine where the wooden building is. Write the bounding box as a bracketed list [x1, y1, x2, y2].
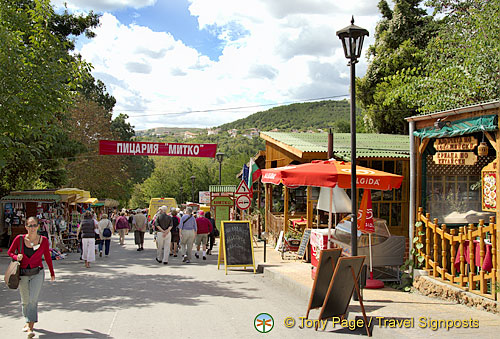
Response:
[406, 100, 500, 301]
[260, 131, 410, 241]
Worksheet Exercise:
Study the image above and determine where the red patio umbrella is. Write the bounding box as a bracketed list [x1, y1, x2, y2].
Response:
[261, 160, 404, 260]
[261, 160, 403, 190]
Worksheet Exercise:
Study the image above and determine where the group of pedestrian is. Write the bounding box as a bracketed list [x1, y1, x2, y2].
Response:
[152, 206, 215, 264]
[6, 205, 218, 338]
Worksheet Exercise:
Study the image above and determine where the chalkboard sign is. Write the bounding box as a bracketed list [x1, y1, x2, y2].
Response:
[217, 221, 256, 274]
[317, 256, 371, 336]
[297, 229, 311, 259]
[305, 248, 341, 319]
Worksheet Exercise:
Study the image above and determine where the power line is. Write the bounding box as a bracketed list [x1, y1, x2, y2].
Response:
[118, 95, 350, 118]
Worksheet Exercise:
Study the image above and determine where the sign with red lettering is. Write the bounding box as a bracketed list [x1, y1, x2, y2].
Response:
[99, 140, 217, 158]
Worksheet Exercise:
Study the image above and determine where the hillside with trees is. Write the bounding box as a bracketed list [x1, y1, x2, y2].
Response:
[218, 99, 354, 132]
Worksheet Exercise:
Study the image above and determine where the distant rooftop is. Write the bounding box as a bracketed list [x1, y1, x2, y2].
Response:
[260, 132, 410, 161]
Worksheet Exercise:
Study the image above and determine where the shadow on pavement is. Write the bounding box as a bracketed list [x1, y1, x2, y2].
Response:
[0, 236, 257, 320]
[37, 328, 110, 338]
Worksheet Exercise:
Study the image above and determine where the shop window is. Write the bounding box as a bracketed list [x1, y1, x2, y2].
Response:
[357, 159, 408, 229]
[372, 160, 383, 171]
[425, 153, 495, 223]
[391, 203, 402, 227]
[289, 186, 307, 213]
[426, 175, 481, 222]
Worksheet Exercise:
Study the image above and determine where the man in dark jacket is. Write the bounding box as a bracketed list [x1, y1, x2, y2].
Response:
[155, 206, 172, 264]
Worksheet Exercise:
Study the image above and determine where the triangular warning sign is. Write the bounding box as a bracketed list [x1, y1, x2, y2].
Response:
[235, 180, 251, 195]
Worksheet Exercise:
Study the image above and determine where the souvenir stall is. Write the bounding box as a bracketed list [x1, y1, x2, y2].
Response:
[54, 188, 97, 252]
[406, 100, 500, 301]
[1, 190, 61, 246]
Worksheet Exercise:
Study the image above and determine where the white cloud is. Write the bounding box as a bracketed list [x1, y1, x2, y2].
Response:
[71, 1, 381, 130]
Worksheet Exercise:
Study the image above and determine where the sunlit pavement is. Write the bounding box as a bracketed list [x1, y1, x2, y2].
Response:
[1, 233, 499, 338]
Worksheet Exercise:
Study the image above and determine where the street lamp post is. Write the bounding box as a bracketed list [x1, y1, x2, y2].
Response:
[336, 16, 369, 258]
[190, 175, 196, 203]
[216, 152, 224, 185]
[179, 185, 183, 204]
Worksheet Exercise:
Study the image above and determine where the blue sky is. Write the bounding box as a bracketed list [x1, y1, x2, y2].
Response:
[53, 0, 382, 130]
[112, 0, 223, 61]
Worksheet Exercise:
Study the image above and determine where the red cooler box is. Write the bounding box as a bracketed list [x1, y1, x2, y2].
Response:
[310, 229, 332, 279]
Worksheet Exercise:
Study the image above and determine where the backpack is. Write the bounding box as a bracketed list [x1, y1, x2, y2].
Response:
[4, 235, 22, 289]
[103, 220, 112, 237]
[103, 228, 112, 237]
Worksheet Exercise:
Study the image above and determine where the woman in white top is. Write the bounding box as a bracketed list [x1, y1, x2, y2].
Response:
[98, 214, 114, 257]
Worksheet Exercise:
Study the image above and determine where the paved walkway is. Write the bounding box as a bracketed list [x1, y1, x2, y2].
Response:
[252, 241, 500, 338]
[0, 234, 498, 338]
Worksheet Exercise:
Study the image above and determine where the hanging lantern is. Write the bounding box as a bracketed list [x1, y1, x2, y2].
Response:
[478, 142, 489, 156]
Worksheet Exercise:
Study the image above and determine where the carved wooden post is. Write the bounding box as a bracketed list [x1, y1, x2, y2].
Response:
[459, 226, 465, 287]
[425, 213, 431, 271]
[441, 224, 447, 280]
[433, 218, 439, 277]
[468, 224, 475, 291]
[450, 229, 457, 283]
[490, 216, 497, 300]
[478, 220, 486, 294]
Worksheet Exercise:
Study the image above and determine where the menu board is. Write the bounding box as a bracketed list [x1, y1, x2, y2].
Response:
[218, 221, 256, 274]
[297, 229, 311, 259]
[482, 160, 497, 211]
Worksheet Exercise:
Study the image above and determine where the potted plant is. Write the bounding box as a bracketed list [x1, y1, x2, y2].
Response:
[284, 228, 302, 251]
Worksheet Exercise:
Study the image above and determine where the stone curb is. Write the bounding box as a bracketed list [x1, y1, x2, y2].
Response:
[257, 262, 311, 301]
[413, 275, 500, 314]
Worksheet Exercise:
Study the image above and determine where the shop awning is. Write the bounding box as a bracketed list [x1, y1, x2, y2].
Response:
[75, 197, 98, 204]
[55, 188, 85, 195]
[1, 194, 61, 202]
[91, 202, 105, 207]
[414, 114, 498, 139]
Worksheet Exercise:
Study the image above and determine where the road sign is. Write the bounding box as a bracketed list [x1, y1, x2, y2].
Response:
[235, 180, 251, 195]
[236, 195, 251, 210]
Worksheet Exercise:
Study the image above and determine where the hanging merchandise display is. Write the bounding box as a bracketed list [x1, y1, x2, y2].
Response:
[481, 160, 497, 212]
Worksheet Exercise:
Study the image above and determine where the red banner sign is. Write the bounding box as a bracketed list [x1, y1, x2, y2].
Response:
[99, 140, 217, 158]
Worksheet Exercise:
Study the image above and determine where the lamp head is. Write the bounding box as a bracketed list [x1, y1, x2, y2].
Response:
[216, 152, 224, 163]
[336, 16, 369, 62]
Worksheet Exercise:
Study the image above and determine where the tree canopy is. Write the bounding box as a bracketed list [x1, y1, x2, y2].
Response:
[0, 0, 97, 196]
[383, 0, 500, 112]
[357, 0, 439, 134]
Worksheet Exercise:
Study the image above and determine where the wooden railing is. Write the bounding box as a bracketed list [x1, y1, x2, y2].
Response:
[266, 212, 284, 243]
[416, 207, 497, 300]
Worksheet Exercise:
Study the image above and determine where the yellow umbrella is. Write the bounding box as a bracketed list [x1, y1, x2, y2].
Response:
[75, 197, 98, 204]
[55, 188, 85, 195]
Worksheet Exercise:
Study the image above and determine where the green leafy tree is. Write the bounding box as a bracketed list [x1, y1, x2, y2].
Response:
[385, 0, 500, 112]
[0, 0, 95, 196]
[357, 0, 439, 134]
[111, 113, 155, 201]
[64, 96, 131, 201]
